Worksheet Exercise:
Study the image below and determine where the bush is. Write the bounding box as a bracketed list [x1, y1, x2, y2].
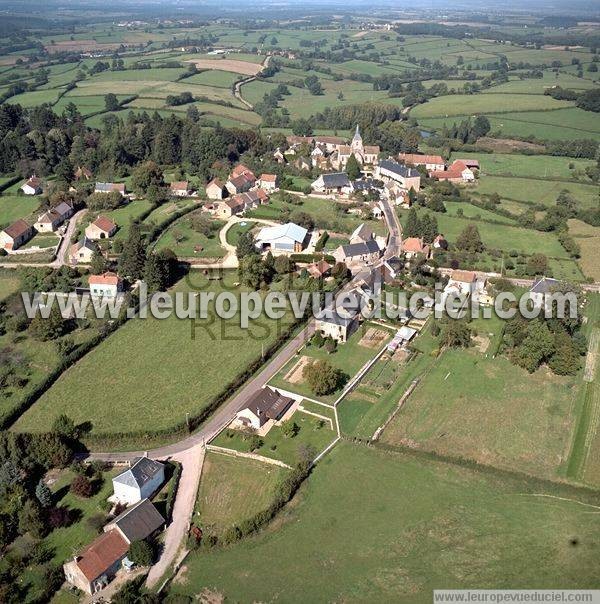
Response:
[128, 539, 154, 566]
[70, 474, 93, 498]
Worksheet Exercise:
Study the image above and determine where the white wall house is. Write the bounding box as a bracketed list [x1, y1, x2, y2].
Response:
[89, 272, 123, 298]
[112, 457, 165, 506]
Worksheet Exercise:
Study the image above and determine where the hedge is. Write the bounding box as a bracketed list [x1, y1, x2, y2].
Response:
[165, 461, 182, 523]
[290, 252, 335, 264]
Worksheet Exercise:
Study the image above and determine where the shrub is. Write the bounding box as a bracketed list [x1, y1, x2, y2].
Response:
[70, 474, 93, 498]
[128, 539, 154, 566]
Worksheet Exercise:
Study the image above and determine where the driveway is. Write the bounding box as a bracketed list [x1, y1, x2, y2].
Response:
[52, 209, 87, 268]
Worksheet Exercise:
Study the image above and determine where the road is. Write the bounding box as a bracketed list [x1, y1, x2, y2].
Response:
[52, 209, 87, 268]
[233, 54, 271, 109]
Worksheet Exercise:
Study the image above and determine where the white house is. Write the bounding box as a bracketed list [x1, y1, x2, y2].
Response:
[255, 222, 308, 253]
[234, 387, 294, 431]
[315, 308, 359, 343]
[311, 172, 353, 195]
[111, 457, 165, 506]
[94, 182, 126, 196]
[21, 175, 43, 195]
[398, 153, 445, 172]
[170, 181, 191, 197]
[376, 160, 421, 192]
[88, 272, 123, 298]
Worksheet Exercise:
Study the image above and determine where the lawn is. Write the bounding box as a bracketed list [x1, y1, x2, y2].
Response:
[225, 220, 256, 246]
[568, 219, 600, 281]
[0, 187, 41, 227]
[14, 276, 296, 444]
[154, 211, 226, 258]
[0, 270, 20, 300]
[195, 452, 286, 535]
[213, 410, 337, 466]
[168, 443, 600, 602]
[269, 323, 391, 403]
[94, 199, 154, 240]
[381, 324, 581, 481]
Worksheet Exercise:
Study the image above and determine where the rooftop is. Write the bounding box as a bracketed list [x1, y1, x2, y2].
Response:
[75, 529, 129, 582]
[256, 222, 308, 244]
[379, 160, 420, 179]
[113, 457, 164, 490]
[108, 498, 165, 543]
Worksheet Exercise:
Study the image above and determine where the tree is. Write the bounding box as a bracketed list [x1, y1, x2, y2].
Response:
[303, 359, 346, 396]
[455, 224, 484, 253]
[282, 420, 299, 438]
[291, 118, 313, 137]
[90, 249, 107, 274]
[70, 474, 93, 498]
[29, 306, 67, 341]
[119, 222, 147, 280]
[526, 253, 549, 276]
[472, 115, 491, 139]
[420, 214, 437, 243]
[440, 321, 471, 348]
[18, 499, 46, 538]
[274, 255, 295, 274]
[144, 251, 171, 291]
[104, 93, 119, 111]
[345, 154, 361, 180]
[238, 254, 271, 289]
[35, 479, 53, 508]
[404, 207, 421, 238]
[52, 413, 77, 439]
[128, 539, 154, 566]
[290, 210, 314, 230]
[236, 231, 257, 259]
[131, 160, 165, 196]
[548, 334, 581, 375]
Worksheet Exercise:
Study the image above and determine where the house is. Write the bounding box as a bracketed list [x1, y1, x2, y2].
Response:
[74, 166, 93, 181]
[433, 234, 448, 250]
[398, 153, 445, 172]
[63, 529, 130, 595]
[333, 239, 381, 265]
[352, 178, 383, 195]
[306, 259, 333, 279]
[385, 182, 409, 207]
[529, 276, 563, 306]
[315, 308, 359, 343]
[446, 269, 477, 296]
[292, 157, 311, 172]
[0, 219, 34, 251]
[215, 197, 245, 218]
[20, 175, 43, 195]
[401, 237, 430, 259]
[381, 255, 404, 283]
[170, 181, 191, 197]
[63, 499, 165, 595]
[376, 160, 421, 192]
[259, 174, 279, 192]
[234, 387, 294, 431]
[370, 201, 384, 219]
[226, 173, 254, 195]
[85, 216, 117, 240]
[34, 201, 75, 232]
[104, 498, 165, 544]
[255, 222, 308, 253]
[231, 164, 255, 180]
[69, 237, 97, 263]
[94, 182, 126, 196]
[430, 160, 475, 183]
[350, 223, 374, 245]
[89, 272, 123, 298]
[311, 172, 353, 195]
[112, 457, 165, 505]
[273, 148, 286, 164]
[206, 178, 226, 200]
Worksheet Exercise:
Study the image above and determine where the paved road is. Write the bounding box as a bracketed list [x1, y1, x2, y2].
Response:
[52, 209, 87, 268]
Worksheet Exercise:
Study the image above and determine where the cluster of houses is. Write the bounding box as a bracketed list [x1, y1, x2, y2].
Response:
[276, 126, 380, 173]
[204, 164, 277, 218]
[398, 153, 479, 183]
[63, 457, 166, 596]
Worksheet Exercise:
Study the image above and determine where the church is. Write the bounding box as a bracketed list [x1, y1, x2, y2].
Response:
[333, 125, 380, 170]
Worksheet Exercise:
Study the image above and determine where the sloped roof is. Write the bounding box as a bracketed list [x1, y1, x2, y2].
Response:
[54, 200, 74, 216]
[109, 499, 165, 543]
[89, 271, 121, 286]
[402, 237, 428, 254]
[260, 174, 277, 182]
[113, 457, 164, 490]
[241, 387, 294, 423]
[340, 239, 380, 258]
[76, 529, 129, 582]
[379, 160, 419, 178]
[315, 307, 358, 327]
[320, 172, 351, 188]
[256, 222, 308, 244]
[450, 269, 477, 283]
[3, 219, 31, 239]
[91, 215, 116, 233]
[71, 236, 96, 254]
[530, 276, 562, 294]
[207, 178, 224, 189]
[399, 153, 444, 165]
[170, 181, 189, 191]
[350, 223, 373, 242]
[95, 182, 125, 193]
[24, 176, 42, 189]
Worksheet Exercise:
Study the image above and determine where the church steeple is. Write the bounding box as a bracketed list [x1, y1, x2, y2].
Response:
[351, 124, 363, 153]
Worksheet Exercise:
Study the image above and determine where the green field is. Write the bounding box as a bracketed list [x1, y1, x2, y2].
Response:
[0, 270, 19, 300]
[0, 185, 42, 227]
[154, 211, 225, 258]
[168, 442, 600, 602]
[381, 317, 581, 481]
[196, 452, 286, 533]
[14, 276, 295, 442]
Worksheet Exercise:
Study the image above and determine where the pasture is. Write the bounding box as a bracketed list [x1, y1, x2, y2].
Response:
[168, 443, 600, 602]
[13, 276, 295, 442]
[568, 219, 600, 281]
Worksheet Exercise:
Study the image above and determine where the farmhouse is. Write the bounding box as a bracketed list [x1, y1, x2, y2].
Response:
[255, 222, 308, 253]
[306, 259, 333, 279]
[401, 237, 430, 259]
[443, 270, 478, 304]
[234, 387, 294, 431]
[311, 172, 353, 195]
[95, 182, 126, 196]
[430, 160, 475, 183]
[259, 173, 279, 191]
[529, 276, 563, 306]
[69, 237, 97, 263]
[350, 223, 374, 245]
[376, 160, 421, 192]
[63, 529, 129, 595]
[34, 201, 75, 232]
[273, 148, 286, 164]
[0, 219, 34, 251]
[104, 498, 165, 543]
[315, 308, 359, 343]
[215, 197, 245, 218]
[89, 272, 123, 298]
[333, 239, 381, 265]
[381, 255, 404, 283]
[398, 153, 445, 172]
[85, 216, 117, 239]
[112, 457, 165, 505]
[206, 178, 226, 200]
[20, 175, 43, 195]
[170, 181, 191, 197]
[455, 158, 480, 170]
[226, 164, 256, 195]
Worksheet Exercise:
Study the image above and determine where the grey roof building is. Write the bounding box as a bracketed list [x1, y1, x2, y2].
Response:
[104, 498, 165, 544]
[112, 457, 165, 505]
[378, 160, 419, 179]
